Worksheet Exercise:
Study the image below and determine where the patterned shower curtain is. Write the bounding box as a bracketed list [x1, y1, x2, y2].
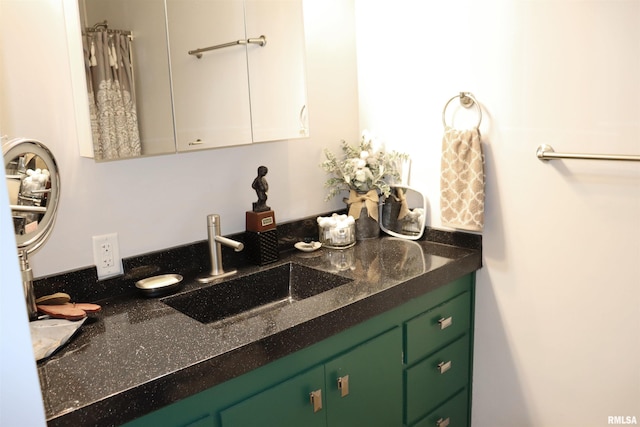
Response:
[83, 31, 141, 160]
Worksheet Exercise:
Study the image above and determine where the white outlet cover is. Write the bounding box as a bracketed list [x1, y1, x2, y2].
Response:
[92, 233, 123, 279]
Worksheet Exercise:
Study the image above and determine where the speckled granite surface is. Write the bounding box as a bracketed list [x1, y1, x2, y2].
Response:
[36, 230, 481, 426]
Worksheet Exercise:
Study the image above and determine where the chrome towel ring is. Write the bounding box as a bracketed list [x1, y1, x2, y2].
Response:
[442, 92, 482, 129]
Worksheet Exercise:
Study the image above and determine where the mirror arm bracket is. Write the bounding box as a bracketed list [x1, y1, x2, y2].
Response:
[18, 250, 38, 321]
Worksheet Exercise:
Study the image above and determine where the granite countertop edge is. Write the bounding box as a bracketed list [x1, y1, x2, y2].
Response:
[44, 235, 482, 426]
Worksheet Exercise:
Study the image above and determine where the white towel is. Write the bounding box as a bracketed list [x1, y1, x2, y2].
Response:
[440, 126, 485, 232]
[30, 317, 86, 360]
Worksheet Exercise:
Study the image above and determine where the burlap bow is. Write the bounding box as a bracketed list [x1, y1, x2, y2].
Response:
[346, 189, 379, 221]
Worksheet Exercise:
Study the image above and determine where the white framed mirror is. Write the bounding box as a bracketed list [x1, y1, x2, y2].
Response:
[379, 186, 427, 240]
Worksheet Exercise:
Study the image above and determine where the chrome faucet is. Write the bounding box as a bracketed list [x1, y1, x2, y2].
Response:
[197, 214, 244, 283]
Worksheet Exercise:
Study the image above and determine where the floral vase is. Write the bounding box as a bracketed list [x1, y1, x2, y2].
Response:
[380, 188, 409, 234]
[345, 189, 380, 240]
[381, 194, 402, 233]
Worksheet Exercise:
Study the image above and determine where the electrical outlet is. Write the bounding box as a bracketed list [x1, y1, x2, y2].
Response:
[92, 233, 123, 280]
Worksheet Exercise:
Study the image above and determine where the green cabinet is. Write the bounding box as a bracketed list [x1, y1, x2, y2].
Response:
[123, 274, 475, 427]
[403, 290, 474, 426]
[220, 364, 326, 427]
[220, 328, 402, 427]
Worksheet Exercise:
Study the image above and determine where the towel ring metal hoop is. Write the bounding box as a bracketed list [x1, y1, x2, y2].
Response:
[442, 92, 482, 129]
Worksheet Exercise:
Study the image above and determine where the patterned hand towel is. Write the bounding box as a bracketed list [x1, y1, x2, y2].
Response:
[440, 126, 485, 232]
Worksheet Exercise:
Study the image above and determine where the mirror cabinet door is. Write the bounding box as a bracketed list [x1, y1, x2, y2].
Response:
[76, 0, 176, 160]
[245, 0, 309, 142]
[167, 0, 253, 151]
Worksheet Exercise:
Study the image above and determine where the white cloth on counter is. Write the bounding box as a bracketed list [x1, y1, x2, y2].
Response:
[30, 317, 86, 361]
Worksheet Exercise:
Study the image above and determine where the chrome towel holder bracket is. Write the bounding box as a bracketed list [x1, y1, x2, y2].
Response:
[442, 92, 482, 129]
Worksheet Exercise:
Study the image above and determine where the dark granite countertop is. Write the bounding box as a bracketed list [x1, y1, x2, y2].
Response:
[38, 231, 481, 426]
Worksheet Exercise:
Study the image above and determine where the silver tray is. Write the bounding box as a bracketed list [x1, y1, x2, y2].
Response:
[135, 274, 183, 297]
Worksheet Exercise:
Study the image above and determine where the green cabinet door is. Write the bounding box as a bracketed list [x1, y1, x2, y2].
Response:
[220, 364, 326, 427]
[325, 327, 403, 427]
[221, 328, 402, 427]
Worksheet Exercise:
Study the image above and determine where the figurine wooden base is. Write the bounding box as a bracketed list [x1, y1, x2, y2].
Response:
[245, 229, 279, 266]
[246, 210, 276, 233]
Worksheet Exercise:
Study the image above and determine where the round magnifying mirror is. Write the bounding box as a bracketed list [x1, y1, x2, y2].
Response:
[379, 186, 427, 240]
[3, 138, 60, 255]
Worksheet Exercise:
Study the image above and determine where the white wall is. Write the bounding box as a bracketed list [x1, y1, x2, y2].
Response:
[0, 0, 359, 278]
[355, 0, 640, 425]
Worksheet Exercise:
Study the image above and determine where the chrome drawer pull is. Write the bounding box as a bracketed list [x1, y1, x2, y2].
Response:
[438, 316, 453, 330]
[309, 389, 322, 413]
[337, 375, 349, 397]
[436, 417, 451, 427]
[437, 360, 452, 374]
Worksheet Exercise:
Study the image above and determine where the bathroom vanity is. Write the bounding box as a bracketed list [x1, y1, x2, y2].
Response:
[37, 230, 481, 427]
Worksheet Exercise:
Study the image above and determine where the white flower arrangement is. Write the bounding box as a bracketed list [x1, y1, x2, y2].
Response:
[321, 131, 409, 202]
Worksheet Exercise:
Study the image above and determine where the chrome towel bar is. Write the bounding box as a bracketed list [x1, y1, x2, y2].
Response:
[84, 20, 132, 37]
[189, 35, 267, 58]
[536, 144, 640, 162]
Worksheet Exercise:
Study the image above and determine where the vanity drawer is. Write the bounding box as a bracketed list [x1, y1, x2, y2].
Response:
[405, 291, 471, 364]
[405, 335, 470, 425]
[411, 388, 469, 427]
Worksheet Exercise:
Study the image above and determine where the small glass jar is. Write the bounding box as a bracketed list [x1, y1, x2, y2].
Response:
[317, 214, 356, 249]
[323, 247, 355, 271]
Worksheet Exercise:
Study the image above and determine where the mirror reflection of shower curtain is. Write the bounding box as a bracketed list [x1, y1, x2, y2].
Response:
[83, 31, 141, 160]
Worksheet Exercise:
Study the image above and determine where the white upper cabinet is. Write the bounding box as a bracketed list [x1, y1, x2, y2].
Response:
[69, 0, 308, 159]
